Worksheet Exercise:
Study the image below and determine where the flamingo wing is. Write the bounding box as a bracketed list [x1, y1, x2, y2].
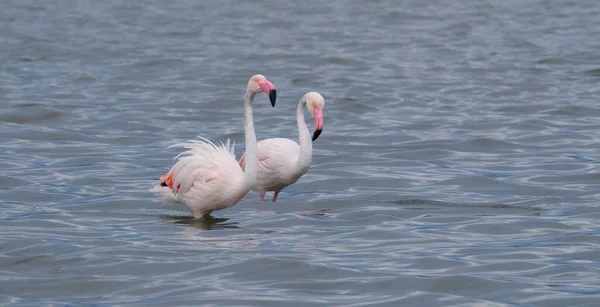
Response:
[168, 138, 236, 193]
[153, 138, 244, 213]
[244, 138, 300, 193]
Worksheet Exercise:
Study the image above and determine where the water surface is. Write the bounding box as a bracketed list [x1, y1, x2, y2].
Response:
[2, 0, 600, 306]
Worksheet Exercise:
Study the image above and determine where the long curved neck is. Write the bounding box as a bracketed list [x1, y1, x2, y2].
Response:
[243, 91, 258, 187]
[295, 99, 312, 174]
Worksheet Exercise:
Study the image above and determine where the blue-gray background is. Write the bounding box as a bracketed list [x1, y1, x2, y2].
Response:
[1, 0, 600, 306]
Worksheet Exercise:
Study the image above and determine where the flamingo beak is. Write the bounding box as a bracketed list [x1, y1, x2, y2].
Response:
[312, 108, 324, 141]
[258, 80, 277, 107]
[269, 89, 277, 107]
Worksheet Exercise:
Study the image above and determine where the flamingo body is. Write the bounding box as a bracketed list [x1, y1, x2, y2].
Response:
[240, 138, 305, 198]
[152, 139, 247, 218]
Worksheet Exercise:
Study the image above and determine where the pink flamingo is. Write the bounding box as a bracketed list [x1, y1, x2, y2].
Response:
[152, 75, 277, 218]
[239, 92, 325, 202]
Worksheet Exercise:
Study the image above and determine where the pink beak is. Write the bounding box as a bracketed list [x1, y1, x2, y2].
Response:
[312, 108, 324, 141]
[258, 79, 277, 107]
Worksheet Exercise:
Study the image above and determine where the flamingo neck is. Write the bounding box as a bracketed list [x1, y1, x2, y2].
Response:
[243, 91, 258, 188]
[295, 99, 312, 174]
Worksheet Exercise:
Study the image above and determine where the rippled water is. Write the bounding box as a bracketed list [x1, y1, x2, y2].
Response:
[2, 0, 600, 306]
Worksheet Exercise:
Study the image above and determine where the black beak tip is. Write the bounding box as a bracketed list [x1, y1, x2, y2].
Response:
[269, 89, 277, 107]
[312, 129, 322, 142]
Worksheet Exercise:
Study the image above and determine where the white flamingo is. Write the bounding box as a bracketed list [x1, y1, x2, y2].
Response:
[239, 92, 325, 202]
[152, 75, 277, 218]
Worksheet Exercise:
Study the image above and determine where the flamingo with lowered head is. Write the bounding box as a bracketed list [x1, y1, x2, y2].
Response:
[152, 75, 277, 218]
[239, 92, 325, 202]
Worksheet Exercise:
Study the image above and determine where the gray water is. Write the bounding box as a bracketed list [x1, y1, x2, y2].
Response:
[2, 0, 600, 306]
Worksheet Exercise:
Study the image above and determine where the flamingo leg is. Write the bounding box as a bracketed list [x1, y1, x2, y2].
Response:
[260, 194, 265, 201]
[272, 191, 279, 202]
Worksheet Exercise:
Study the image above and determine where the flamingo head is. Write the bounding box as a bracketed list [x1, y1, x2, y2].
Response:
[304, 92, 325, 141]
[248, 74, 276, 107]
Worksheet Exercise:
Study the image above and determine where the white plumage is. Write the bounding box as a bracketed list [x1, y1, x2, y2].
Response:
[151, 138, 245, 217]
[253, 138, 304, 193]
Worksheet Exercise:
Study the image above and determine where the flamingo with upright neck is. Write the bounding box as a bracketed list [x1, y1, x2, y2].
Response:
[152, 75, 277, 218]
[239, 92, 325, 202]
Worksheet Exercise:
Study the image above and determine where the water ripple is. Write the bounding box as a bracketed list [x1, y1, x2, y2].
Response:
[1, 0, 600, 306]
